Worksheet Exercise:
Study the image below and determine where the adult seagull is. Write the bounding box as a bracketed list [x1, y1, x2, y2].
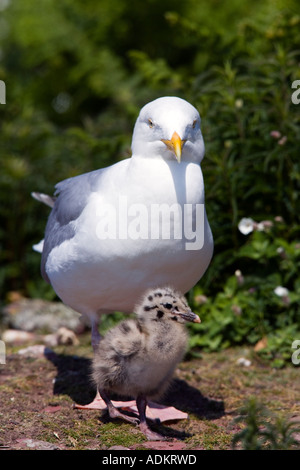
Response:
[34, 96, 213, 417]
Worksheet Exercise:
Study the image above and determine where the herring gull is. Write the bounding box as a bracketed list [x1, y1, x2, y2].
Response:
[33, 96, 213, 418]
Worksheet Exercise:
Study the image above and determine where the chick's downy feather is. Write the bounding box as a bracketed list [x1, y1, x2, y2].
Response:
[92, 286, 196, 400]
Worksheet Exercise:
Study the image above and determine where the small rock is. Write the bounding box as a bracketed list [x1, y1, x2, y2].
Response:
[43, 333, 59, 347]
[2, 298, 82, 333]
[236, 357, 251, 367]
[16, 438, 60, 450]
[109, 445, 130, 450]
[2, 327, 79, 349]
[44, 327, 79, 347]
[1, 329, 37, 345]
[139, 441, 187, 450]
[17, 344, 54, 359]
[43, 405, 62, 413]
[56, 327, 79, 346]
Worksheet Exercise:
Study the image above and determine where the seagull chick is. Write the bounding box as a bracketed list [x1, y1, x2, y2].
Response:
[92, 286, 200, 441]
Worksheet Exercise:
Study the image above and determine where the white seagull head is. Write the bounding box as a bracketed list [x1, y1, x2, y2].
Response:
[131, 96, 205, 163]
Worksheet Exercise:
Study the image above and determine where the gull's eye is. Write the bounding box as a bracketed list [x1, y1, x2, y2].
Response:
[148, 118, 154, 128]
[192, 119, 197, 129]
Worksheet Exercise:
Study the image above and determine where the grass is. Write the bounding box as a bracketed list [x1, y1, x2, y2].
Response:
[0, 334, 299, 450]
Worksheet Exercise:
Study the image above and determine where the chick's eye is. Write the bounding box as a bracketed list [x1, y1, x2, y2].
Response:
[192, 119, 197, 129]
[148, 118, 154, 128]
[162, 302, 173, 310]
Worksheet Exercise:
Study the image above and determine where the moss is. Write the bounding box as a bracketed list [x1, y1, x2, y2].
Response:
[1, 339, 299, 449]
[96, 422, 146, 448]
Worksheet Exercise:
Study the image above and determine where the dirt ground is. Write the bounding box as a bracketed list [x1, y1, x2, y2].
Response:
[0, 333, 299, 450]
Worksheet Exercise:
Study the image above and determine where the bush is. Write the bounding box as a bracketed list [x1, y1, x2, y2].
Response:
[189, 218, 300, 365]
[232, 397, 300, 449]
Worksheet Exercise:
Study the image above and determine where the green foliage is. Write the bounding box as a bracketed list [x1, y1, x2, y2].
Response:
[189, 219, 300, 364]
[0, 1, 299, 365]
[232, 397, 300, 449]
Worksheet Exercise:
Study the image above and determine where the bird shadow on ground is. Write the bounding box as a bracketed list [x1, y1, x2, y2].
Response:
[164, 378, 225, 421]
[46, 351, 225, 425]
[46, 351, 96, 405]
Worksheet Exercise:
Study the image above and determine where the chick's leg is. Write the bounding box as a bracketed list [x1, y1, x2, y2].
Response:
[100, 389, 139, 425]
[75, 319, 185, 423]
[137, 395, 165, 441]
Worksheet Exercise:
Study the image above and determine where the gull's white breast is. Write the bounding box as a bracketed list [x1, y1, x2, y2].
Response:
[45, 157, 213, 317]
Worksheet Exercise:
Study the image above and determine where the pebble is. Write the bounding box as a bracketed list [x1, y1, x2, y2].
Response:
[16, 438, 60, 450]
[108, 445, 130, 450]
[1, 327, 79, 347]
[17, 344, 54, 359]
[2, 297, 82, 333]
[1, 330, 36, 344]
[236, 357, 251, 367]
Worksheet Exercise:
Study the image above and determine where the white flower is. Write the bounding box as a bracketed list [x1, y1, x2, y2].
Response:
[224, 140, 233, 148]
[256, 222, 265, 231]
[274, 286, 289, 297]
[257, 220, 273, 232]
[270, 130, 281, 139]
[234, 269, 244, 285]
[278, 136, 287, 146]
[238, 217, 255, 235]
[231, 304, 242, 315]
[235, 99, 243, 109]
[262, 220, 273, 229]
[238, 218, 273, 234]
[276, 246, 286, 260]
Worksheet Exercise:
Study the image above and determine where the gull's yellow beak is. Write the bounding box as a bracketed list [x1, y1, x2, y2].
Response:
[161, 131, 185, 163]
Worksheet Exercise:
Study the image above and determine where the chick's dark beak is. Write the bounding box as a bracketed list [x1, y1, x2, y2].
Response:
[173, 309, 201, 323]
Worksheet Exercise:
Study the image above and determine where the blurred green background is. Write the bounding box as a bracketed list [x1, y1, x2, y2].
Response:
[0, 0, 299, 365]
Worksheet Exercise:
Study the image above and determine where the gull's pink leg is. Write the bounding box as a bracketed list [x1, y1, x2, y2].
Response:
[75, 319, 137, 411]
[91, 319, 101, 352]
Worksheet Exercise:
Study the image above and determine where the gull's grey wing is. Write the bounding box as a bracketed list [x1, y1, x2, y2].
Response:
[41, 168, 106, 283]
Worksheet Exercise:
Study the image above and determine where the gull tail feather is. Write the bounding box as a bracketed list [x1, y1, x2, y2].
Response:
[32, 240, 44, 253]
[31, 192, 53, 254]
[31, 191, 56, 208]
[32, 239, 44, 253]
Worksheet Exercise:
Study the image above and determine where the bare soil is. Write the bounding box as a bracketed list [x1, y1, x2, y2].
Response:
[0, 334, 299, 450]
